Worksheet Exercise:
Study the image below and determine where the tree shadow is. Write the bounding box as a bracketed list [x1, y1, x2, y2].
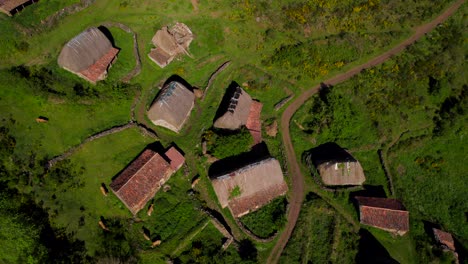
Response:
[208, 142, 270, 178]
[356, 229, 398, 264]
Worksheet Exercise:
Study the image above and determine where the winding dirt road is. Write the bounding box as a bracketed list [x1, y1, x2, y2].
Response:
[267, 1, 465, 263]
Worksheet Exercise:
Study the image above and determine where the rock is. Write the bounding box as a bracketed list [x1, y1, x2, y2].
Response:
[266, 120, 278, 137]
[100, 185, 108, 196]
[151, 240, 161, 248]
[147, 204, 154, 216]
[191, 177, 200, 188]
[193, 88, 203, 98]
[201, 140, 207, 155]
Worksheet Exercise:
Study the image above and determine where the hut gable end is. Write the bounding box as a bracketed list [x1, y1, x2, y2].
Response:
[147, 81, 195, 133]
[356, 196, 409, 235]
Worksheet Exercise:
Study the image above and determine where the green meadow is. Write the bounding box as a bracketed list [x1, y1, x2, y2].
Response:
[0, 0, 465, 263]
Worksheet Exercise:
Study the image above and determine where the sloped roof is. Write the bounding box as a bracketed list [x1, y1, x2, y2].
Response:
[165, 147, 185, 171]
[214, 86, 253, 130]
[356, 196, 409, 235]
[211, 158, 288, 217]
[58, 27, 114, 73]
[79, 47, 119, 83]
[0, 0, 30, 14]
[318, 160, 365, 186]
[246, 101, 263, 145]
[147, 81, 195, 133]
[110, 149, 173, 215]
[152, 27, 179, 56]
[433, 228, 456, 251]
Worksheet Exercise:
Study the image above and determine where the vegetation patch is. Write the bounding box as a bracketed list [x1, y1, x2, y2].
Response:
[240, 197, 287, 239]
[280, 193, 358, 263]
[203, 128, 253, 159]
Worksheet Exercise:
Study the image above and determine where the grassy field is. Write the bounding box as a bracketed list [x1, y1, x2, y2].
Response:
[280, 194, 359, 263]
[290, 5, 467, 262]
[0, 0, 464, 262]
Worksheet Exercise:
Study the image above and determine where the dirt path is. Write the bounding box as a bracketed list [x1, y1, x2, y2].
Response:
[267, 1, 465, 263]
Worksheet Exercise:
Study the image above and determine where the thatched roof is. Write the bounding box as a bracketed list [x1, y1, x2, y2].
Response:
[307, 143, 366, 186]
[214, 86, 253, 130]
[58, 27, 114, 73]
[356, 196, 409, 235]
[0, 0, 30, 15]
[148, 81, 195, 133]
[211, 158, 288, 217]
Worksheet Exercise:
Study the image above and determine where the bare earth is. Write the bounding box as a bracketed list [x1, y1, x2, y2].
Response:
[267, 0, 466, 263]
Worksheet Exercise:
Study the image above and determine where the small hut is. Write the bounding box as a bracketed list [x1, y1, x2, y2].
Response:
[147, 81, 195, 133]
[0, 0, 37, 16]
[355, 196, 409, 235]
[58, 27, 119, 84]
[148, 22, 193, 68]
[433, 228, 456, 252]
[306, 143, 366, 186]
[109, 146, 185, 215]
[211, 158, 288, 218]
[214, 85, 253, 130]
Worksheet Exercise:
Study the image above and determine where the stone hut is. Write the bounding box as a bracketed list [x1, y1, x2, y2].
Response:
[214, 85, 253, 130]
[356, 196, 409, 235]
[211, 158, 288, 218]
[110, 146, 185, 215]
[306, 143, 366, 186]
[0, 0, 36, 16]
[58, 27, 119, 84]
[148, 22, 193, 68]
[147, 81, 195, 133]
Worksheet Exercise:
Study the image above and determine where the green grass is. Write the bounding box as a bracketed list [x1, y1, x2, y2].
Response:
[0, 69, 134, 158]
[0, 0, 465, 262]
[367, 227, 418, 264]
[280, 194, 358, 263]
[34, 127, 153, 254]
[106, 27, 137, 82]
[240, 197, 287, 239]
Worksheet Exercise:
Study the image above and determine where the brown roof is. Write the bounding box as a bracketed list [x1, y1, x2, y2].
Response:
[211, 158, 288, 217]
[148, 47, 174, 68]
[152, 27, 179, 56]
[246, 101, 263, 145]
[79, 47, 119, 83]
[214, 86, 253, 130]
[165, 147, 185, 171]
[147, 81, 195, 133]
[356, 196, 409, 235]
[110, 149, 173, 215]
[433, 228, 456, 251]
[149, 23, 193, 68]
[0, 0, 30, 14]
[58, 27, 116, 75]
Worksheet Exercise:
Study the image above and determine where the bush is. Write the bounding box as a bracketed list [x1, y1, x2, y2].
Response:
[204, 128, 253, 159]
[240, 197, 287, 238]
